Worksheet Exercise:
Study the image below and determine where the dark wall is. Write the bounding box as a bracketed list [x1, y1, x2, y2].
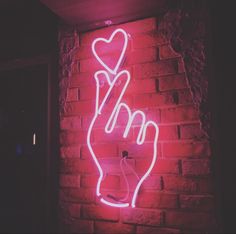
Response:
[165, 2, 236, 232]
[210, 2, 236, 233]
[0, 1, 59, 232]
[0, 0, 58, 60]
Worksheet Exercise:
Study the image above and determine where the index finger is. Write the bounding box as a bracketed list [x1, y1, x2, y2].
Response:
[98, 70, 130, 118]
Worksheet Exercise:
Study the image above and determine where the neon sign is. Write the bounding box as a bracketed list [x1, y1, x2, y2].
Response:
[87, 28, 159, 208]
[92, 28, 128, 75]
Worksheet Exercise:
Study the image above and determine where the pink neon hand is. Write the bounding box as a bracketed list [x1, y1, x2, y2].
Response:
[87, 70, 159, 208]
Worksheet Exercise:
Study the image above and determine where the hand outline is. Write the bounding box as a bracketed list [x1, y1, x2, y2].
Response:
[87, 70, 159, 207]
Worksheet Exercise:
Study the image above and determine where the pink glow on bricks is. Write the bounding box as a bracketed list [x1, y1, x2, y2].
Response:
[87, 28, 159, 208]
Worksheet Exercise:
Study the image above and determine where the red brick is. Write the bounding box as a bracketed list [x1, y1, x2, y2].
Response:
[141, 175, 162, 190]
[80, 55, 113, 73]
[67, 88, 79, 102]
[158, 125, 179, 140]
[133, 60, 178, 79]
[134, 92, 175, 108]
[75, 45, 92, 60]
[161, 105, 199, 123]
[81, 174, 120, 189]
[60, 116, 81, 130]
[133, 158, 153, 175]
[70, 72, 94, 88]
[177, 89, 193, 104]
[82, 114, 112, 130]
[137, 226, 180, 234]
[60, 130, 88, 146]
[122, 208, 163, 226]
[165, 211, 217, 230]
[82, 204, 119, 221]
[81, 144, 118, 159]
[159, 45, 180, 60]
[126, 48, 157, 65]
[180, 123, 205, 139]
[67, 203, 81, 219]
[126, 79, 156, 95]
[81, 175, 97, 188]
[163, 141, 210, 157]
[93, 127, 133, 143]
[182, 159, 211, 176]
[60, 174, 80, 188]
[136, 158, 180, 175]
[64, 100, 95, 115]
[59, 188, 94, 203]
[156, 158, 180, 174]
[94, 221, 135, 234]
[59, 201, 79, 220]
[75, 158, 97, 174]
[180, 195, 214, 211]
[147, 108, 161, 122]
[80, 85, 96, 100]
[164, 175, 198, 193]
[163, 175, 213, 194]
[60, 158, 96, 174]
[158, 74, 188, 91]
[145, 108, 161, 123]
[132, 32, 168, 49]
[69, 219, 94, 234]
[58, 203, 69, 225]
[60, 146, 80, 158]
[136, 191, 178, 209]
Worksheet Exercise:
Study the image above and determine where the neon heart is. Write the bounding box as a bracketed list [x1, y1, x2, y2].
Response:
[92, 28, 128, 75]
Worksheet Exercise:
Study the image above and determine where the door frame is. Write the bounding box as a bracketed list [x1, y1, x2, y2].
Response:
[0, 54, 59, 232]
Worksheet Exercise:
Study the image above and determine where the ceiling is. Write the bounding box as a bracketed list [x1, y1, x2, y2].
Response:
[40, 0, 168, 32]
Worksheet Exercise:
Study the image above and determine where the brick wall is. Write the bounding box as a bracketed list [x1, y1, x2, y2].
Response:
[58, 17, 218, 233]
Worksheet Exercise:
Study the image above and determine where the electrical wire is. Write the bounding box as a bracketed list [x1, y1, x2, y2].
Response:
[124, 157, 140, 180]
[119, 156, 140, 202]
[120, 157, 130, 202]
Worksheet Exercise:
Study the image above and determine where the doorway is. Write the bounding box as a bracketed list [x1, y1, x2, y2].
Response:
[0, 64, 54, 233]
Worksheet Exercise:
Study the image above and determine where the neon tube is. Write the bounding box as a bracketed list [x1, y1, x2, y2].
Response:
[87, 28, 159, 208]
[92, 28, 128, 75]
[33, 133, 36, 145]
[87, 70, 159, 208]
[100, 198, 129, 208]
